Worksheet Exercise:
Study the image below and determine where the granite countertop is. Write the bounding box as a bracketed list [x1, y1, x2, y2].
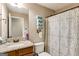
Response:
[0, 40, 33, 53]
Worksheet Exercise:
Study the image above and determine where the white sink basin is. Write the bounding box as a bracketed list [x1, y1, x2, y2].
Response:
[5, 41, 26, 47]
[7, 43, 25, 48]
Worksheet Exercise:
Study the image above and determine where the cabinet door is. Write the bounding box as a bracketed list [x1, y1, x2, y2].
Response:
[23, 53, 33, 56]
[7, 46, 33, 56]
[18, 46, 33, 56]
[7, 50, 18, 56]
[0, 19, 1, 36]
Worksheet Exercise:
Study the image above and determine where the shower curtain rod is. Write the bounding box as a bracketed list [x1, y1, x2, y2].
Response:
[46, 6, 79, 18]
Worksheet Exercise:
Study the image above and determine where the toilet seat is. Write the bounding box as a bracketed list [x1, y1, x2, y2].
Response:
[39, 52, 51, 56]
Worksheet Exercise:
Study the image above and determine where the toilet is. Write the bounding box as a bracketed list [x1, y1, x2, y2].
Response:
[34, 42, 51, 56]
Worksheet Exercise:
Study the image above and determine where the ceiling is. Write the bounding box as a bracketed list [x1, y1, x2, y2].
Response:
[7, 3, 79, 14]
[38, 3, 79, 12]
[6, 3, 29, 15]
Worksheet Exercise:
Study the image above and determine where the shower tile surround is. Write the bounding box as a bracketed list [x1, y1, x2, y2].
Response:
[48, 7, 79, 56]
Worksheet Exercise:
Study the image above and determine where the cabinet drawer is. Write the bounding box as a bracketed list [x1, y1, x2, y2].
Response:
[7, 50, 18, 56]
[23, 53, 33, 56]
[7, 46, 33, 56]
[26, 53, 33, 56]
[18, 46, 33, 56]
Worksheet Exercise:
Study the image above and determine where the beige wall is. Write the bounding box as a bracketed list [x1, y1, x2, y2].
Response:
[0, 20, 1, 36]
[2, 3, 8, 39]
[0, 3, 2, 36]
[24, 3, 54, 43]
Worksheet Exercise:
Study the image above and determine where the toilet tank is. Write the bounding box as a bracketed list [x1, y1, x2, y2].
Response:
[34, 42, 44, 54]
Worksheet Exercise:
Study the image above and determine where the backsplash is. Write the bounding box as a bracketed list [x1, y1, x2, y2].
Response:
[7, 37, 26, 43]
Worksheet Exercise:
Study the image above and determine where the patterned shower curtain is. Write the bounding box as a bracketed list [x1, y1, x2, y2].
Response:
[47, 7, 79, 56]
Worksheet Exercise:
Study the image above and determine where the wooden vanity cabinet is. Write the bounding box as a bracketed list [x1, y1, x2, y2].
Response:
[7, 46, 33, 56]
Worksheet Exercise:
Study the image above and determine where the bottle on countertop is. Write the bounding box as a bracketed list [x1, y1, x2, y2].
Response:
[24, 28, 29, 40]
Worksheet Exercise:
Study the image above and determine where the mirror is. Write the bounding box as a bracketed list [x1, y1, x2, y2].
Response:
[1, 3, 45, 43]
[6, 3, 29, 41]
[9, 16, 24, 38]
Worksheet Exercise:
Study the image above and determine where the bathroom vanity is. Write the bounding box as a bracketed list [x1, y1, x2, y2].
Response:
[0, 40, 33, 56]
[0, 4, 33, 56]
[7, 46, 33, 56]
